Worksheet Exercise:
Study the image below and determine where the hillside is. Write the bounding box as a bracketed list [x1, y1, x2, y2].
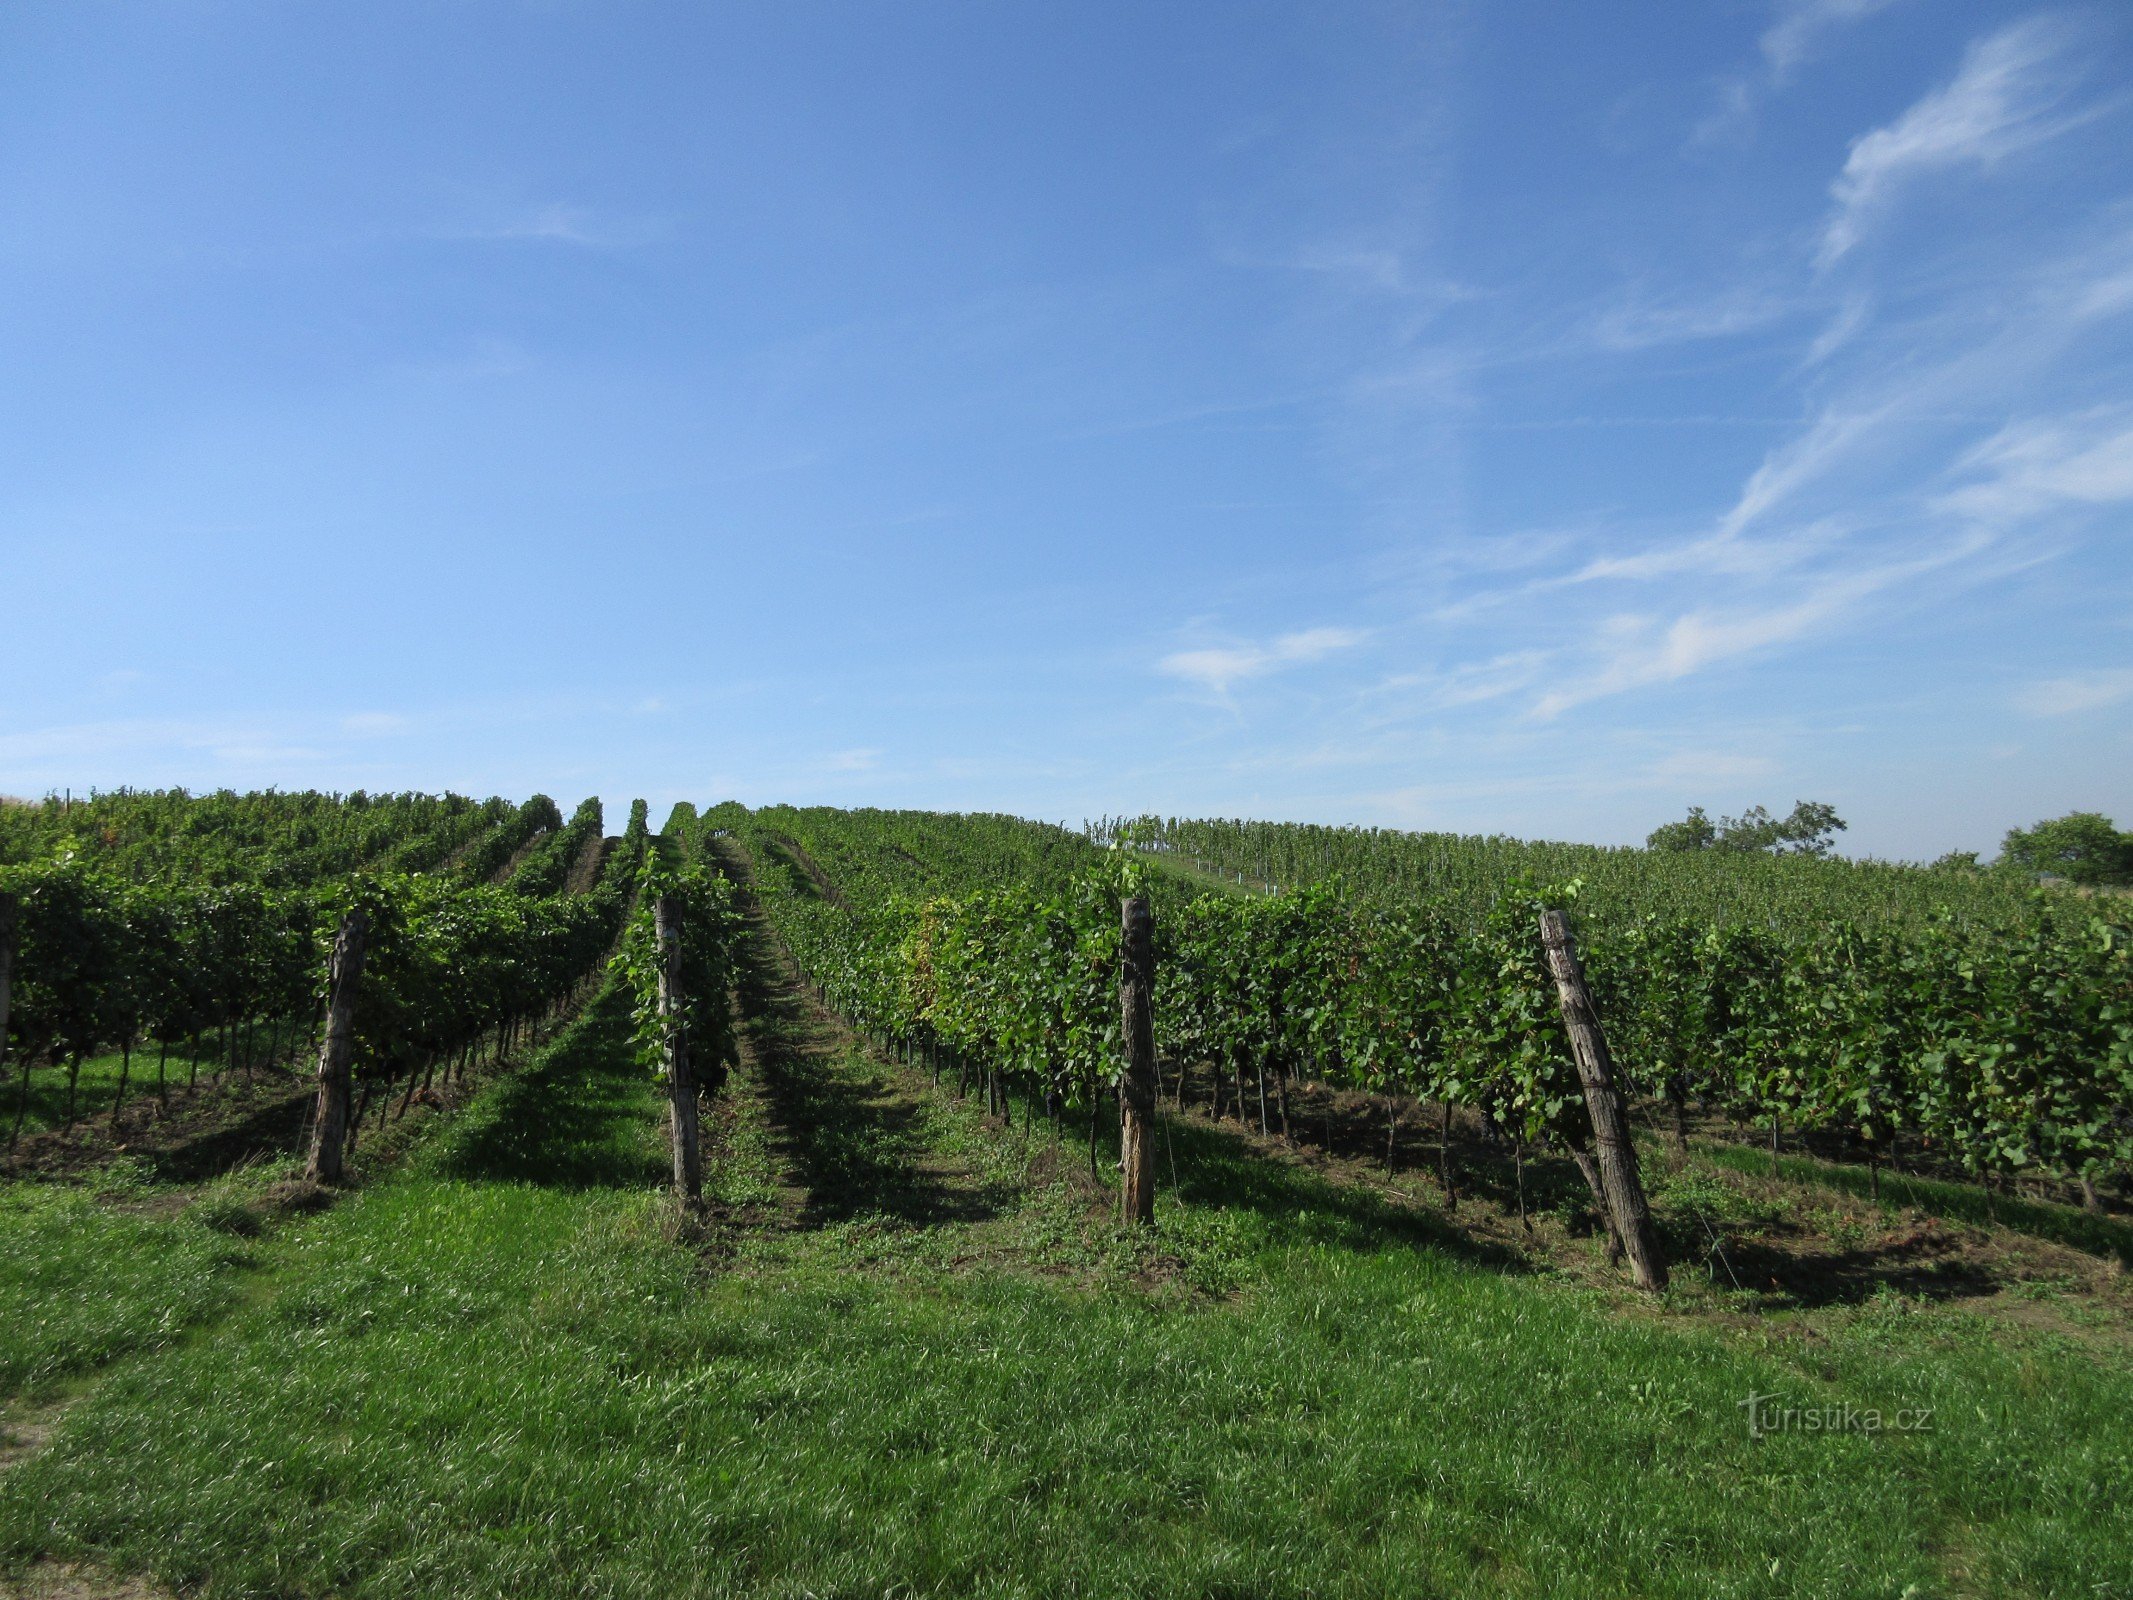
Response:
[0, 795, 2127, 1597]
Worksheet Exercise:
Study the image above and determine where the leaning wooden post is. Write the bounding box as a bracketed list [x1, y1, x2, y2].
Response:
[1539, 909, 1667, 1292]
[305, 909, 368, 1185]
[654, 893, 703, 1205]
[1118, 894, 1158, 1226]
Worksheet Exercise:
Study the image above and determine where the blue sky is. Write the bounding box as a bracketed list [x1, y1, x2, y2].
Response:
[3, 0, 2129, 859]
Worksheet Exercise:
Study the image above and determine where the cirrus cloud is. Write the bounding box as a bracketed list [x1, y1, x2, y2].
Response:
[2014, 667, 2133, 717]
[1159, 627, 1370, 695]
[1820, 17, 2090, 267]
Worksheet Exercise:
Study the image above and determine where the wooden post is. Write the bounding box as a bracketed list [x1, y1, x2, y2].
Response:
[1118, 894, 1157, 1225]
[305, 909, 368, 1185]
[1539, 909, 1667, 1292]
[655, 894, 703, 1205]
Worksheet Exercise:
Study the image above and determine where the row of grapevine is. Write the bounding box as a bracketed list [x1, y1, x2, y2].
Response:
[724, 806, 2133, 1209]
[1098, 814, 2049, 936]
[506, 797, 608, 897]
[0, 791, 643, 1153]
[0, 788, 514, 886]
[453, 795, 565, 885]
[608, 805, 742, 1202]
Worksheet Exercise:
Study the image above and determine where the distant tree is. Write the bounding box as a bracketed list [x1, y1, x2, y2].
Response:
[1647, 800, 1846, 857]
[1743, 800, 1846, 857]
[1929, 849, 1982, 872]
[1646, 806, 1717, 852]
[1998, 812, 2133, 886]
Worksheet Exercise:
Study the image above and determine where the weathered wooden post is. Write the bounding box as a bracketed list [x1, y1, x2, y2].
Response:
[1118, 894, 1157, 1225]
[655, 894, 703, 1205]
[305, 909, 369, 1185]
[1539, 909, 1667, 1292]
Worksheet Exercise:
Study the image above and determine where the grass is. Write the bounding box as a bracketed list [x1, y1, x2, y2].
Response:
[1130, 846, 1268, 899]
[0, 1162, 272, 1403]
[1697, 1141, 2133, 1267]
[3, 1029, 300, 1143]
[422, 984, 668, 1192]
[5, 1041, 223, 1142]
[1, 906, 2129, 1597]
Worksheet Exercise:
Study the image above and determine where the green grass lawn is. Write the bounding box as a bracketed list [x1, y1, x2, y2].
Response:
[2, 920, 2128, 1598]
[0, 1170, 266, 1403]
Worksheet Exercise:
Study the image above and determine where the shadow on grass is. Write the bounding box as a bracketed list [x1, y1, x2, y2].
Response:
[1179, 1067, 1607, 1232]
[1702, 1230, 2007, 1305]
[1165, 1066, 2132, 1305]
[1699, 1143, 2133, 1269]
[1155, 1108, 1531, 1273]
[3, 1058, 312, 1186]
[150, 1093, 313, 1184]
[715, 844, 1005, 1230]
[429, 984, 667, 1191]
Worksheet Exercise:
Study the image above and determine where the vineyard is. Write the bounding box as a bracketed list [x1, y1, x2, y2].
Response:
[0, 790, 2128, 1598]
[727, 804, 2131, 1216]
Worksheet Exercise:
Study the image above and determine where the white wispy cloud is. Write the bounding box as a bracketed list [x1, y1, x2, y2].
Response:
[1648, 748, 1781, 785]
[1719, 406, 1892, 539]
[1698, 0, 1909, 144]
[1363, 652, 1548, 719]
[1820, 17, 2086, 267]
[1533, 536, 1987, 719]
[341, 711, 407, 736]
[1563, 401, 1884, 585]
[2074, 264, 2133, 320]
[1801, 293, 1872, 366]
[1763, 0, 1908, 78]
[1938, 410, 2133, 526]
[440, 203, 662, 249]
[1569, 214, 2133, 593]
[2014, 667, 2133, 716]
[1159, 627, 1369, 695]
[1588, 288, 1796, 352]
[1417, 651, 1548, 710]
[1567, 516, 1849, 585]
[2024, 217, 2133, 323]
[1291, 243, 1412, 295]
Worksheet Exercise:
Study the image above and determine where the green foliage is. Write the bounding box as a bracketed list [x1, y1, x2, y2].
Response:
[8, 790, 2126, 1205]
[601, 799, 652, 895]
[2000, 811, 2133, 887]
[608, 853, 742, 1096]
[454, 794, 565, 886]
[1112, 810, 2027, 933]
[1649, 800, 1847, 857]
[331, 872, 625, 1089]
[0, 788, 508, 883]
[503, 796, 604, 897]
[1646, 806, 1719, 853]
[1, 791, 642, 1132]
[723, 806, 2133, 1196]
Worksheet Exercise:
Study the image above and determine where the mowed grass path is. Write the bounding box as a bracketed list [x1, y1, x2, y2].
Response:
[1, 901, 2129, 1598]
